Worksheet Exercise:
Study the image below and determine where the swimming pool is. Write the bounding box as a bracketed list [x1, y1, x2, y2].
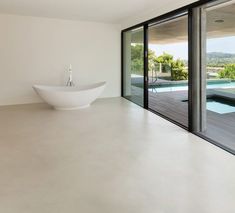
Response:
[149, 81, 235, 93]
[207, 98, 235, 114]
[182, 97, 235, 114]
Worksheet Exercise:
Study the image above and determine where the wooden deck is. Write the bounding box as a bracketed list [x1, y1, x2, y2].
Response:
[125, 86, 235, 151]
[149, 89, 188, 127]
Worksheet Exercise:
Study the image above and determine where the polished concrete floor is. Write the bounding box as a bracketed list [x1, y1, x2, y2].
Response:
[0, 97, 235, 213]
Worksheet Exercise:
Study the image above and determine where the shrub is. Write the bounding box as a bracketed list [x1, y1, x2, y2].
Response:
[171, 59, 188, 80]
[131, 58, 143, 74]
[218, 64, 235, 79]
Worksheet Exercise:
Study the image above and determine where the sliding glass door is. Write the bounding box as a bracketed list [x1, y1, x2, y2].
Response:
[199, 0, 235, 151]
[122, 0, 235, 154]
[148, 14, 189, 127]
[123, 27, 144, 107]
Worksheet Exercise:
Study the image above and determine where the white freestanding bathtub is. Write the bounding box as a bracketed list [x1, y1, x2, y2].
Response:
[33, 82, 106, 110]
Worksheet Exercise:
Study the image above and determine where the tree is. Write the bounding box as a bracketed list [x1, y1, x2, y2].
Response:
[130, 44, 158, 74]
[148, 49, 158, 72]
[156, 52, 174, 73]
[131, 44, 143, 61]
[156, 52, 174, 64]
[131, 44, 143, 74]
[171, 59, 188, 80]
[218, 64, 235, 79]
[130, 45, 188, 80]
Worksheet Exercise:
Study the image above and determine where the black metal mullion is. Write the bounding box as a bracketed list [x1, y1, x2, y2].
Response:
[188, 8, 193, 132]
[144, 24, 149, 109]
[121, 31, 124, 97]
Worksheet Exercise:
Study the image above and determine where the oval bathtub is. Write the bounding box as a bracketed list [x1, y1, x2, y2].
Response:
[33, 82, 106, 110]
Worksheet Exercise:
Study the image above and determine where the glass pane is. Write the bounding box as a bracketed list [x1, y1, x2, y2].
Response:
[201, 1, 235, 150]
[148, 15, 188, 127]
[123, 27, 144, 106]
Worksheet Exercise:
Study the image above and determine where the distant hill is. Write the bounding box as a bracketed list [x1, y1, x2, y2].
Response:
[207, 52, 235, 66]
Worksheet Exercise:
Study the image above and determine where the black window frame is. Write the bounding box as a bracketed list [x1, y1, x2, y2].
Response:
[121, 0, 235, 155]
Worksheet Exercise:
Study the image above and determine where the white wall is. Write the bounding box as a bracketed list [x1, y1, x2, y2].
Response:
[120, 0, 197, 29]
[0, 14, 121, 105]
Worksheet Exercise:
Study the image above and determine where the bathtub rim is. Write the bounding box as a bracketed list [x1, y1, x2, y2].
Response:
[33, 81, 106, 93]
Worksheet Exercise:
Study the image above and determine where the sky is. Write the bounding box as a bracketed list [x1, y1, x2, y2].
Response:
[149, 36, 235, 60]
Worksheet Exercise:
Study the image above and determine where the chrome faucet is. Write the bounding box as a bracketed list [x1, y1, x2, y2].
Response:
[66, 64, 75, 86]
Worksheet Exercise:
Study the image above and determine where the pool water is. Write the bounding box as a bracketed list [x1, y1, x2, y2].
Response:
[149, 81, 235, 114]
[207, 99, 235, 114]
[149, 82, 235, 93]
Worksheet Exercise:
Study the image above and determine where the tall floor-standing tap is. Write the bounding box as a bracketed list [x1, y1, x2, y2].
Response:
[66, 64, 75, 86]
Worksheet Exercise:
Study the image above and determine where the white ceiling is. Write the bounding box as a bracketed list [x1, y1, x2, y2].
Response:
[131, 2, 235, 44]
[0, 0, 176, 24]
